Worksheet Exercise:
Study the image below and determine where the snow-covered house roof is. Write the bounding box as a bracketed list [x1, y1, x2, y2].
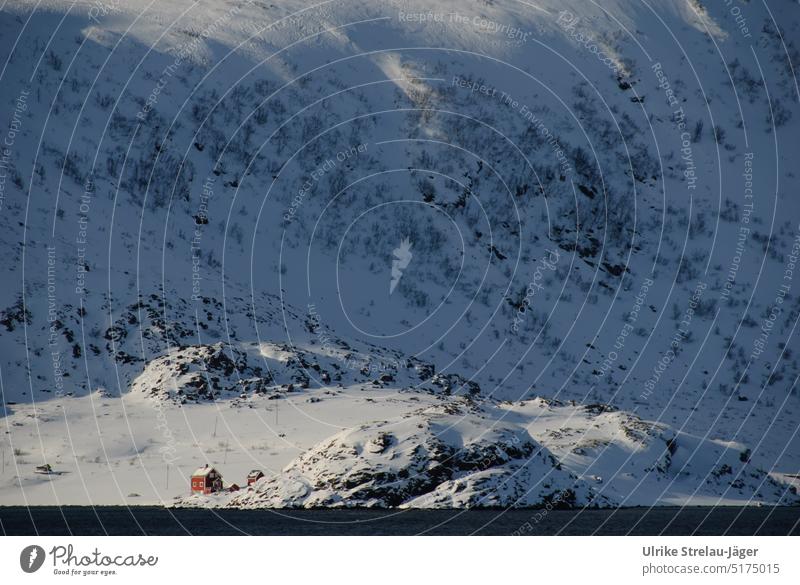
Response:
[247, 469, 264, 478]
[192, 465, 219, 477]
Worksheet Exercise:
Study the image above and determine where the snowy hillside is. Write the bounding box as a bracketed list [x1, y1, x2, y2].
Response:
[177, 398, 797, 509]
[0, 0, 798, 508]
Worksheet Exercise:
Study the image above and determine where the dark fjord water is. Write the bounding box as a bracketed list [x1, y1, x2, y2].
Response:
[1, 506, 798, 535]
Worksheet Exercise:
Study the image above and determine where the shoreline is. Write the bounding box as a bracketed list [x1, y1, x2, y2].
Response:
[2, 506, 798, 536]
[1, 504, 797, 509]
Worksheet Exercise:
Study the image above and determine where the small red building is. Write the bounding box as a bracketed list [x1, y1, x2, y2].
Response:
[246, 470, 264, 486]
[191, 465, 223, 494]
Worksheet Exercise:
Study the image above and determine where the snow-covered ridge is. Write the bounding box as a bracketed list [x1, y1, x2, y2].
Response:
[174, 398, 798, 508]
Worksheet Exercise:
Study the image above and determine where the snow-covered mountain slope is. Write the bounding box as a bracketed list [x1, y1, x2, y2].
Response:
[0, 0, 798, 507]
[175, 398, 797, 508]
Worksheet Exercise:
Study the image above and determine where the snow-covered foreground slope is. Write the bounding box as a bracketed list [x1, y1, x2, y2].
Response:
[0, 0, 798, 507]
[176, 397, 798, 508]
[8, 383, 794, 508]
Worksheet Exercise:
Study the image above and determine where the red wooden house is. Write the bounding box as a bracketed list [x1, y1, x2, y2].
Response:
[246, 470, 264, 486]
[191, 465, 223, 494]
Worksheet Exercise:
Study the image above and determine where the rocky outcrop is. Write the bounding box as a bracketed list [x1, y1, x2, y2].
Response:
[172, 398, 799, 509]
